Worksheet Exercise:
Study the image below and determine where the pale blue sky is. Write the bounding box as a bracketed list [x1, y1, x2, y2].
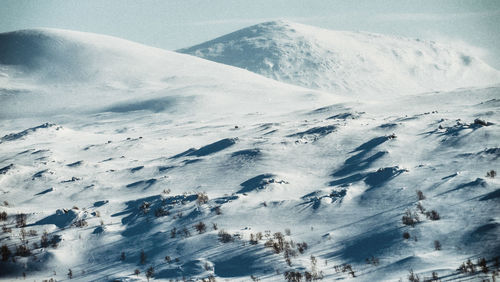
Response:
[1, 0, 500, 68]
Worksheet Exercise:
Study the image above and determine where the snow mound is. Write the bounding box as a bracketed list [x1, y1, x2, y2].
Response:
[179, 20, 500, 95]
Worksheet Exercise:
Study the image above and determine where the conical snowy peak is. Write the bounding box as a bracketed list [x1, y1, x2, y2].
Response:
[179, 21, 500, 95]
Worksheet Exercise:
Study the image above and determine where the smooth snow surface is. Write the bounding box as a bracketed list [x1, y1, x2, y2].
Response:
[180, 20, 500, 96]
[0, 28, 334, 119]
[0, 25, 499, 282]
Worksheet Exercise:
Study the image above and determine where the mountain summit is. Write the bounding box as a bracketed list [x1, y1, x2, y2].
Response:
[179, 20, 500, 95]
[0, 28, 332, 118]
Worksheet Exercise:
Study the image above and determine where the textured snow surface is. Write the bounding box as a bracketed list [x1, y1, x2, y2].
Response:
[0, 25, 499, 282]
[180, 20, 500, 96]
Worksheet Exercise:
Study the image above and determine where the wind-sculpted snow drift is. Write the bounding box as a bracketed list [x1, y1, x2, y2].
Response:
[180, 20, 500, 95]
[0, 24, 499, 281]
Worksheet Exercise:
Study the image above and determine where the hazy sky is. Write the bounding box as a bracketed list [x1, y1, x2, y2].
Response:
[2, 0, 500, 68]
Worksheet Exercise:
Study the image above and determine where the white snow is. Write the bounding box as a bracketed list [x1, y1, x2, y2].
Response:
[0, 24, 499, 282]
[179, 20, 500, 96]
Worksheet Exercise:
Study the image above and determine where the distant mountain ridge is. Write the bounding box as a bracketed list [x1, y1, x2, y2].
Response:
[179, 20, 500, 95]
[0, 28, 333, 119]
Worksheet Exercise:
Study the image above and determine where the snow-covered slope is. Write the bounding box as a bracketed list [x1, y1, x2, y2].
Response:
[0, 27, 499, 282]
[179, 20, 500, 95]
[0, 28, 335, 119]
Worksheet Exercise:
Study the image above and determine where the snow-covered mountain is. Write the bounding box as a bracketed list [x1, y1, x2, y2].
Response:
[179, 20, 500, 95]
[0, 26, 499, 282]
[0, 28, 335, 119]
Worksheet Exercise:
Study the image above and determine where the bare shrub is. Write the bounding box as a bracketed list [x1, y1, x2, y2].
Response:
[194, 221, 206, 234]
[256, 232, 263, 240]
[154, 207, 169, 217]
[140, 201, 151, 214]
[16, 244, 31, 256]
[16, 213, 27, 228]
[486, 170, 496, 178]
[0, 211, 6, 221]
[388, 133, 397, 139]
[365, 256, 379, 266]
[466, 259, 476, 274]
[74, 219, 88, 228]
[218, 230, 233, 243]
[202, 275, 216, 282]
[416, 190, 425, 200]
[272, 232, 285, 253]
[297, 242, 308, 254]
[478, 258, 488, 273]
[196, 192, 209, 205]
[425, 210, 440, 221]
[402, 210, 419, 227]
[434, 240, 441, 251]
[408, 269, 419, 282]
[41, 231, 50, 248]
[416, 202, 426, 214]
[146, 266, 154, 282]
[2, 225, 11, 233]
[342, 264, 355, 277]
[457, 262, 467, 273]
[182, 227, 191, 238]
[284, 271, 302, 282]
[305, 271, 312, 282]
[250, 233, 258, 245]
[20, 228, 27, 241]
[1, 245, 11, 261]
[214, 206, 222, 215]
